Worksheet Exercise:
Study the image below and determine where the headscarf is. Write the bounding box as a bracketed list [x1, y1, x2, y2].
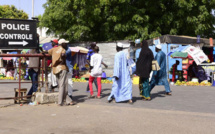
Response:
[136, 40, 154, 78]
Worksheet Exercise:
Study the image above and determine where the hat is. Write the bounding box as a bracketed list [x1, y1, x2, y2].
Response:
[156, 44, 162, 49]
[90, 42, 97, 48]
[51, 39, 58, 44]
[117, 42, 123, 48]
[58, 39, 69, 45]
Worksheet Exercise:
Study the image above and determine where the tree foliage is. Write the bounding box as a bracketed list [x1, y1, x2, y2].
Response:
[42, 0, 215, 41]
[35, 14, 43, 28]
[0, 5, 28, 19]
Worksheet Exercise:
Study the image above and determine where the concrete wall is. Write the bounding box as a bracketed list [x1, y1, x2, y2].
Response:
[97, 42, 116, 77]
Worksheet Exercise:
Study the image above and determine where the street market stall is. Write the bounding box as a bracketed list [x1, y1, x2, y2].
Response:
[168, 45, 212, 86]
[140, 35, 215, 84]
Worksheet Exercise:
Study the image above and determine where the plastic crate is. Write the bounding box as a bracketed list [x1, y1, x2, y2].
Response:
[183, 74, 188, 80]
[182, 64, 189, 70]
[189, 60, 194, 64]
[182, 59, 188, 64]
[183, 70, 187, 75]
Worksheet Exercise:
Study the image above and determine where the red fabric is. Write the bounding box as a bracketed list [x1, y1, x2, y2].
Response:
[47, 60, 52, 67]
[52, 39, 58, 44]
[172, 64, 176, 82]
[89, 76, 101, 96]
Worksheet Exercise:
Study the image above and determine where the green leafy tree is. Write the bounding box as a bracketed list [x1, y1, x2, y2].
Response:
[42, 0, 215, 41]
[0, 5, 28, 19]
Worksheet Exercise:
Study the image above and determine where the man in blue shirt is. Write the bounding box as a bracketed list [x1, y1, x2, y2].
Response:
[66, 45, 76, 105]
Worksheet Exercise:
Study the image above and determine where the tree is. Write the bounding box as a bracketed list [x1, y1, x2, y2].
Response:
[42, 0, 215, 42]
[0, 5, 28, 19]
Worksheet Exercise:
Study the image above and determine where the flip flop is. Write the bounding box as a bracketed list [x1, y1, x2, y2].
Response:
[165, 92, 172, 96]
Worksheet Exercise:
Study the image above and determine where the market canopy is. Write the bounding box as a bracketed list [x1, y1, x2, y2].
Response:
[147, 35, 214, 46]
[69, 47, 89, 54]
[2, 52, 17, 60]
[170, 51, 188, 58]
[168, 45, 208, 65]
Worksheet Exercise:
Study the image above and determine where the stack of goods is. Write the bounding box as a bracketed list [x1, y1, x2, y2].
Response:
[182, 58, 194, 81]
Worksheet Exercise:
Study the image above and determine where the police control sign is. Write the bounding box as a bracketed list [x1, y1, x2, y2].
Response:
[0, 19, 37, 49]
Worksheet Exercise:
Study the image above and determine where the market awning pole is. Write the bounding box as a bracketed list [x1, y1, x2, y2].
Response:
[42, 57, 44, 87]
[45, 57, 48, 93]
[32, 0, 34, 18]
[167, 43, 169, 80]
[18, 58, 21, 102]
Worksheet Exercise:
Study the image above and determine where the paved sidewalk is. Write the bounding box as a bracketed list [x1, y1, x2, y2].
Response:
[0, 81, 215, 134]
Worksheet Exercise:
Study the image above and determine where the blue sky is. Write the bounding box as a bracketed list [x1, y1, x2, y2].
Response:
[0, 0, 46, 18]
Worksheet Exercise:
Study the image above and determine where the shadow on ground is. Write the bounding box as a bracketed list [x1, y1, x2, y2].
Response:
[73, 95, 88, 103]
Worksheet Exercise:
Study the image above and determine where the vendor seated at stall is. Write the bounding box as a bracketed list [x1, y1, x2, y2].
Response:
[192, 62, 208, 82]
[6, 60, 14, 77]
[189, 62, 207, 82]
[171, 60, 183, 82]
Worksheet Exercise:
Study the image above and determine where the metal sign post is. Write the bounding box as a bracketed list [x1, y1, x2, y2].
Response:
[0, 18, 37, 49]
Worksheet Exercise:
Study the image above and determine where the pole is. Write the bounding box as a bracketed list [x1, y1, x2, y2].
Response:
[32, 0, 34, 18]
[167, 43, 169, 80]
[18, 58, 21, 103]
[45, 57, 48, 93]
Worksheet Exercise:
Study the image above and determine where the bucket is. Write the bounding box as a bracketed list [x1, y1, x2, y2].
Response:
[212, 81, 215, 86]
[133, 77, 139, 84]
[102, 72, 106, 78]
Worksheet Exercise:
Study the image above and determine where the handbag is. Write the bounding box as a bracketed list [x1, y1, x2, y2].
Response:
[152, 60, 160, 71]
[127, 58, 136, 74]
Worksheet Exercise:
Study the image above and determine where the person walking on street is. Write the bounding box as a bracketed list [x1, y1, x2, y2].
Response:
[108, 43, 133, 104]
[150, 44, 172, 95]
[86, 42, 98, 92]
[27, 49, 40, 96]
[136, 40, 154, 100]
[89, 46, 108, 99]
[48, 39, 73, 106]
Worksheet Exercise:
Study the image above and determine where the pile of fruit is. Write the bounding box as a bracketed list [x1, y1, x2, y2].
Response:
[72, 78, 87, 82]
[101, 80, 113, 84]
[175, 80, 212, 86]
[0, 77, 14, 80]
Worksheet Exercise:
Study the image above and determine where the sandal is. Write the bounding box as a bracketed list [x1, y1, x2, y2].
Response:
[142, 97, 151, 101]
[96, 96, 101, 99]
[88, 95, 95, 99]
[67, 101, 77, 105]
[108, 98, 115, 103]
[143, 98, 151, 101]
